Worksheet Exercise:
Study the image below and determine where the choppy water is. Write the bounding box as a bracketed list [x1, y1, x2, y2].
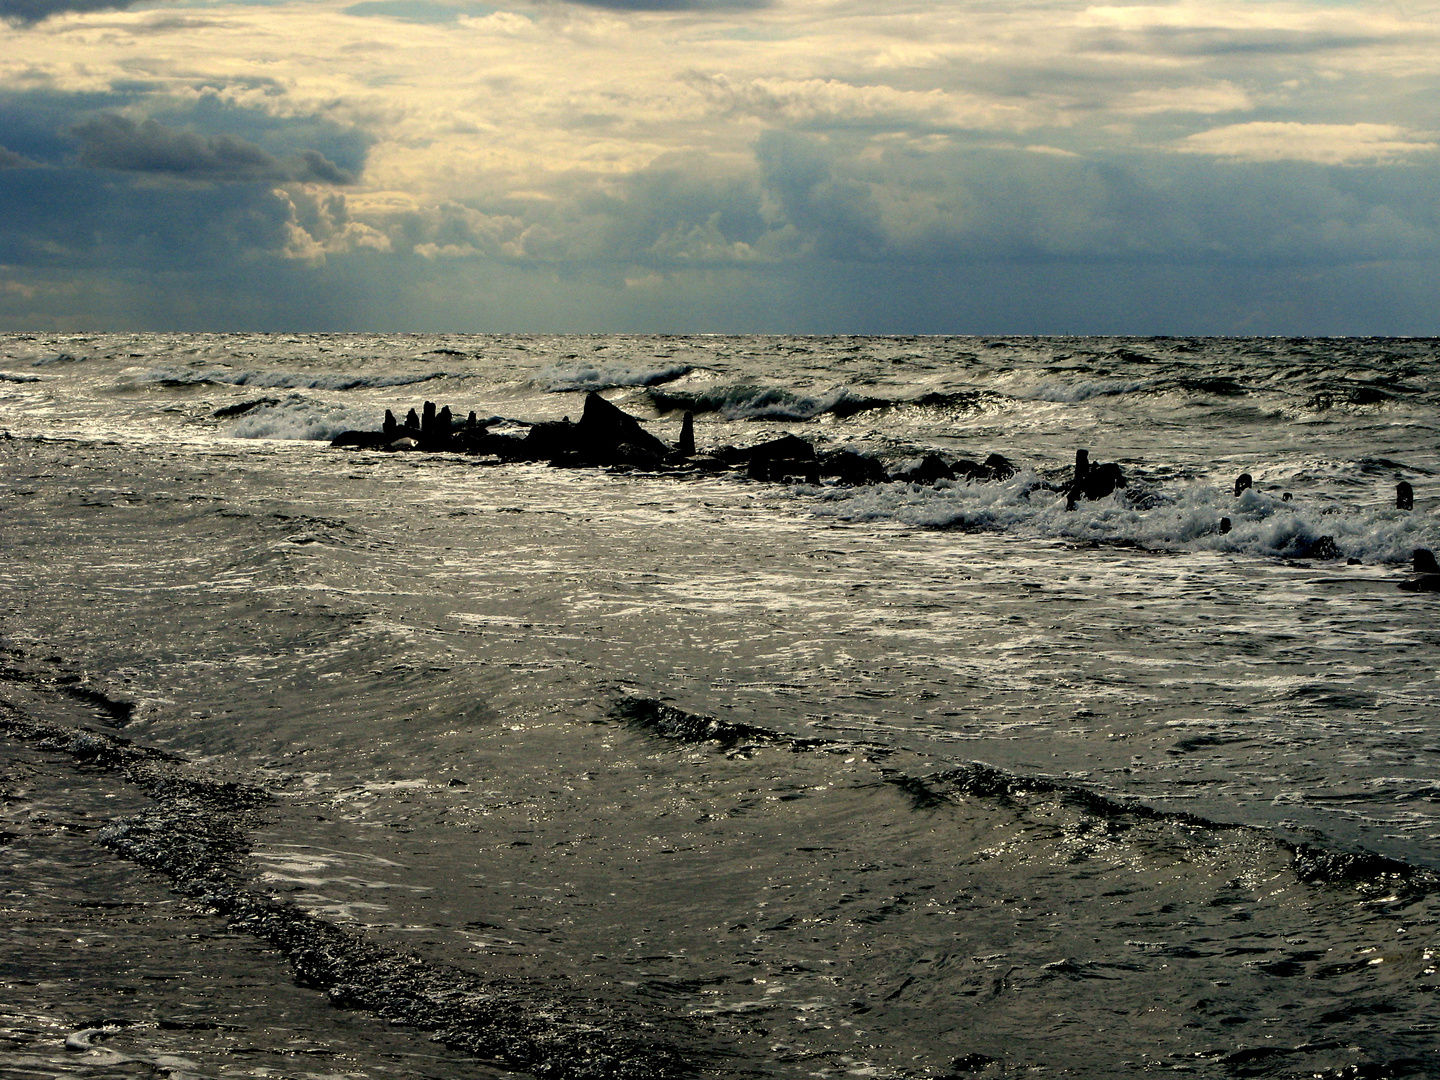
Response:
[2, 334, 1439, 1079]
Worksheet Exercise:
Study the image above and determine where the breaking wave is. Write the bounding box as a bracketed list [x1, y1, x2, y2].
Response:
[644, 384, 1005, 421]
[223, 397, 375, 441]
[537, 361, 694, 392]
[811, 473, 1438, 565]
[123, 368, 456, 392]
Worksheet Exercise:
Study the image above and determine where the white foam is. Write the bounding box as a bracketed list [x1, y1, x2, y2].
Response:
[1017, 378, 1151, 403]
[812, 473, 1439, 564]
[225, 398, 373, 441]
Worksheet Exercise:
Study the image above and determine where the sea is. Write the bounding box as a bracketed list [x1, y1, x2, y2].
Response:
[1, 333, 1438, 1080]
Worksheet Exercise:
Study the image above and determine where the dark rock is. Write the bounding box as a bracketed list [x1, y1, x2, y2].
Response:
[574, 392, 670, 461]
[1076, 461, 1126, 501]
[329, 430, 396, 449]
[432, 406, 453, 448]
[1066, 452, 1126, 505]
[1415, 549, 1439, 574]
[1220, 517, 1232, 534]
[383, 409, 398, 436]
[519, 420, 579, 460]
[984, 453, 1016, 480]
[749, 458, 820, 484]
[892, 454, 956, 485]
[678, 411, 696, 457]
[1298, 535, 1339, 560]
[405, 408, 420, 430]
[421, 401, 437, 436]
[714, 433, 815, 467]
[820, 449, 888, 486]
[464, 432, 527, 459]
[1399, 575, 1440, 593]
[1398, 481, 1414, 510]
[1235, 472, 1253, 497]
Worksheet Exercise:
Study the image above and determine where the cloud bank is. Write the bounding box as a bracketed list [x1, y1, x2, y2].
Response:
[0, 0, 1437, 332]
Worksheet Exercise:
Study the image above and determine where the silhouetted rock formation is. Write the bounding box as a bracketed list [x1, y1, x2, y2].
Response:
[331, 394, 1021, 494]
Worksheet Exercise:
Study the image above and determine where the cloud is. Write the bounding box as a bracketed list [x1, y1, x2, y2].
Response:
[1179, 122, 1439, 165]
[72, 114, 358, 183]
[753, 131, 1440, 267]
[0, 0, 134, 27]
[686, 73, 1024, 132]
[0, 145, 40, 168]
[1, 0, 1439, 332]
[562, 0, 768, 10]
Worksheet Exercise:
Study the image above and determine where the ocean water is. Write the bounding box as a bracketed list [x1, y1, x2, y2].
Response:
[2, 333, 1438, 1079]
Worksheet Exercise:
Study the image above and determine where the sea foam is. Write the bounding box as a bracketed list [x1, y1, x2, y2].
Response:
[812, 473, 1438, 564]
[224, 398, 373, 441]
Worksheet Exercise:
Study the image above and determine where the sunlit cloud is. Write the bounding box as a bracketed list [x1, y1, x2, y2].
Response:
[1179, 122, 1439, 164]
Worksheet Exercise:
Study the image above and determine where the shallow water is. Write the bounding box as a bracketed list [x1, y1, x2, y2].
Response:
[2, 334, 1439, 1078]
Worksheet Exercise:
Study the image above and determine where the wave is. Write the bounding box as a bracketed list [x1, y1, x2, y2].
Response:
[538, 361, 694, 392]
[1019, 378, 1152, 403]
[223, 397, 376, 441]
[1298, 385, 1397, 412]
[811, 472, 1438, 565]
[122, 368, 456, 392]
[610, 697, 1438, 893]
[0, 371, 43, 383]
[644, 384, 1005, 421]
[642, 384, 882, 420]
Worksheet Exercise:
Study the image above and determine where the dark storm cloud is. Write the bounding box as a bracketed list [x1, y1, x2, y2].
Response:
[73, 114, 357, 184]
[754, 131, 1440, 268]
[0, 162, 293, 270]
[0, 0, 133, 25]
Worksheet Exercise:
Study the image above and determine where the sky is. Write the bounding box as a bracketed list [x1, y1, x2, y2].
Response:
[1, 0, 1438, 333]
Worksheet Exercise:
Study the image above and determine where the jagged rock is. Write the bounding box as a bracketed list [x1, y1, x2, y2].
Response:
[575, 392, 670, 460]
[383, 409, 398, 436]
[405, 408, 420, 430]
[432, 406, 453, 448]
[678, 411, 696, 457]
